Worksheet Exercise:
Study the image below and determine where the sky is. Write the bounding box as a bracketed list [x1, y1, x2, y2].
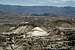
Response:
[0, 0, 75, 7]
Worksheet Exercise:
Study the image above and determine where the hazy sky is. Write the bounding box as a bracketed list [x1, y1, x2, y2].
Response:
[0, 0, 75, 7]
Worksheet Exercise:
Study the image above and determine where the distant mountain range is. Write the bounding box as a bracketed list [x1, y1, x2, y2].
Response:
[0, 4, 75, 17]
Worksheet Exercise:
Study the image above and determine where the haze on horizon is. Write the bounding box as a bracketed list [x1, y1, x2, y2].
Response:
[0, 0, 75, 7]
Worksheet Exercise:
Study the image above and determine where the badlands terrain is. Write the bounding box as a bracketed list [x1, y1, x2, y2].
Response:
[0, 16, 75, 50]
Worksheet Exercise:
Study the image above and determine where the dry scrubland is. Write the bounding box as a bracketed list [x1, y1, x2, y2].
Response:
[0, 16, 75, 32]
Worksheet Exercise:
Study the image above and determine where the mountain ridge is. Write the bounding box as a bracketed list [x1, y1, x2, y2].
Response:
[0, 4, 75, 17]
